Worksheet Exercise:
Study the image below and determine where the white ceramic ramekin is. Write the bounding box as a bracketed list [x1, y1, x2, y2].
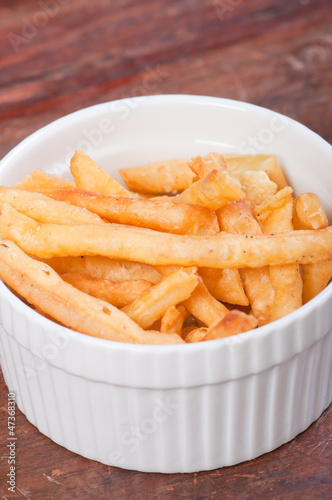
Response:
[0, 95, 331, 473]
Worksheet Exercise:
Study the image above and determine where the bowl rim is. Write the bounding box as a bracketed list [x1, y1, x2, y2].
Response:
[0, 93, 331, 356]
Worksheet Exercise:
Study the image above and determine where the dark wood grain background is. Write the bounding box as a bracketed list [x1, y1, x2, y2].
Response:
[0, 0, 331, 498]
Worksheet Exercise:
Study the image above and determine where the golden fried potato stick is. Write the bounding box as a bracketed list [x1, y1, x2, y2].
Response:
[184, 327, 208, 343]
[202, 310, 258, 341]
[182, 279, 229, 327]
[217, 199, 274, 324]
[119, 158, 197, 194]
[43, 256, 162, 284]
[121, 268, 198, 329]
[188, 153, 227, 179]
[293, 193, 332, 303]
[293, 193, 329, 230]
[216, 198, 263, 235]
[181, 325, 198, 339]
[238, 170, 278, 207]
[184, 310, 258, 342]
[34, 188, 219, 235]
[302, 260, 332, 303]
[255, 186, 294, 233]
[71, 150, 134, 197]
[223, 155, 288, 190]
[154, 265, 182, 276]
[0, 187, 104, 225]
[124, 154, 288, 194]
[61, 272, 154, 308]
[255, 188, 303, 323]
[155, 263, 246, 310]
[15, 169, 75, 190]
[160, 305, 187, 336]
[1, 204, 331, 268]
[0, 240, 184, 345]
[198, 267, 249, 306]
[169, 170, 246, 210]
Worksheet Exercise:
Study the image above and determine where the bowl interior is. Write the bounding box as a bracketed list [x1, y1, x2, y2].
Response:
[1, 95, 332, 219]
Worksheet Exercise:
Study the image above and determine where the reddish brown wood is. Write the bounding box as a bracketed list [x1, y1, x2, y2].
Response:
[0, 0, 332, 498]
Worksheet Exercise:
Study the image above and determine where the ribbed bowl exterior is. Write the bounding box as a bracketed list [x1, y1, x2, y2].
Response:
[0, 96, 332, 472]
[0, 287, 331, 473]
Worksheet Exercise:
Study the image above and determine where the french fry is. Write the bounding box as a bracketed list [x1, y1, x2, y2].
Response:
[223, 155, 288, 190]
[198, 267, 249, 306]
[293, 193, 329, 230]
[43, 256, 162, 284]
[182, 278, 229, 326]
[33, 188, 219, 235]
[293, 193, 332, 303]
[160, 305, 187, 335]
[202, 310, 258, 341]
[156, 266, 230, 325]
[0, 240, 184, 345]
[61, 272, 154, 308]
[169, 170, 246, 210]
[239, 267, 274, 323]
[217, 199, 263, 236]
[1, 204, 331, 268]
[120, 158, 197, 194]
[217, 200, 275, 324]
[2, 150, 331, 344]
[184, 327, 208, 343]
[188, 153, 227, 179]
[0, 187, 104, 225]
[181, 325, 198, 339]
[154, 265, 182, 276]
[121, 268, 198, 329]
[302, 260, 332, 303]
[254, 187, 294, 233]
[15, 169, 75, 190]
[71, 150, 134, 197]
[188, 154, 282, 204]
[157, 264, 246, 308]
[255, 188, 303, 322]
[239, 170, 278, 206]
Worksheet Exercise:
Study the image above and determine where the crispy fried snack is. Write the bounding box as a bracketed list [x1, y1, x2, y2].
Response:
[238, 170, 278, 207]
[0, 240, 184, 345]
[0, 187, 104, 225]
[1, 204, 331, 268]
[198, 267, 249, 306]
[217, 199, 275, 324]
[302, 260, 332, 303]
[170, 170, 246, 210]
[255, 188, 303, 323]
[293, 192, 329, 230]
[43, 256, 162, 284]
[120, 158, 197, 194]
[293, 193, 332, 303]
[188, 153, 227, 179]
[71, 150, 134, 197]
[184, 310, 258, 342]
[61, 272, 154, 308]
[15, 169, 75, 190]
[160, 305, 187, 335]
[202, 310, 258, 341]
[223, 155, 288, 190]
[182, 279, 229, 326]
[121, 268, 198, 329]
[183, 327, 208, 343]
[34, 188, 219, 235]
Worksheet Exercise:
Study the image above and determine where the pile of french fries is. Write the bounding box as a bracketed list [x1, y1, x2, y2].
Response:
[0, 150, 331, 345]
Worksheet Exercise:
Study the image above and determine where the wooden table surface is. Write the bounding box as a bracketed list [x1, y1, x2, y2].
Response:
[0, 0, 331, 498]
